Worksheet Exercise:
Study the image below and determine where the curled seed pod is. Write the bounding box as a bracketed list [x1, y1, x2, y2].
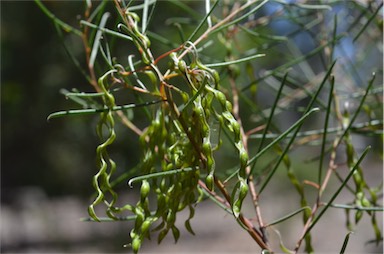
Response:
[232, 200, 241, 218]
[197, 186, 205, 203]
[231, 180, 248, 218]
[125, 11, 140, 22]
[88, 205, 101, 222]
[141, 52, 151, 65]
[140, 34, 151, 48]
[185, 205, 196, 235]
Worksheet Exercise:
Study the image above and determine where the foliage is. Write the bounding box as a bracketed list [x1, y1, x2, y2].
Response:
[37, 0, 383, 253]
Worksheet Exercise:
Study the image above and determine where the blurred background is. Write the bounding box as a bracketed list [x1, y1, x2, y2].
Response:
[1, 1, 383, 253]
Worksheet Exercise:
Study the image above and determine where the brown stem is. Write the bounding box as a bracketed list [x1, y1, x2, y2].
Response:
[199, 179, 271, 251]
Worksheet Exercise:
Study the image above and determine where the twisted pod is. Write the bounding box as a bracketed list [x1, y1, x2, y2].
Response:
[88, 70, 119, 221]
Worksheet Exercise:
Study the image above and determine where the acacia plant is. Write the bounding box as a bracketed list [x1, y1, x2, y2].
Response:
[38, 0, 383, 253]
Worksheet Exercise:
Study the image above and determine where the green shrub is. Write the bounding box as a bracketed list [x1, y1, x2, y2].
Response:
[38, 0, 383, 253]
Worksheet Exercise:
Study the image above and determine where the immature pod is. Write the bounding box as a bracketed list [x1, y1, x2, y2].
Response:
[157, 229, 169, 244]
[231, 180, 249, 218]
[134, 206, 145, 229]
[178, 59, 188, 74]
[231, 121, 241, 141]
[238, 180, 249, 200]
[359, 192, 371, 207]
[205, 173, 214, 191]
[140, 218, 153, 235]
[355, 210, 363, 224]
[125, 11, 140, 22]
[239, 147, 249, 175]
[185, 205, 196, 235]
[171, 225, 180, 243]
[131, 236, 141, 254]
[144, 70, 158, 85]
[216, 91, 227, 106]
[140, 180, 151, 201]
[166, 210, 177, 227]
[202, 141, 212, 157]
[225, 100, 233, 112]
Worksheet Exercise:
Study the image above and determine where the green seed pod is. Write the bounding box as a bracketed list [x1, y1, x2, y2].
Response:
[181, 91, 189, 103]
[360, 195, 371, 207]
[238, 180, 249, 200]
[185, 218, 195, 235]
[225, 100, 233, 112]
[171, 225, 180, 243]
[232, 122, 241, 140]
[211, 69, 220, 86]
[144, 70, 157, 85]
[126, 11, 140, 22]
[166, 211, 176, 225]
[134, 207, 145, 228]
[156, 193, 166, 210]
[158, 229, 168, 244]
[140, 219, 152, 234]
[239, 149, 249, 169]
[355, 210, 363, 223]
[216, 91, 227, 106]
[141, 52, 151, 65]
[169, 52, 177, 61]
[232, 200, 241, 218]
[205, 173, 214, 191]
[131, 237, 141, 254]
[178, 60, 187, 74]
[206, 156, 214, 171]
[130, 229, 138, 239]
[140, 180, 150, 201]
[141, 34, 151, 48]
[87, 206, 100, 222]
[202, 142, 212, 156]
[160, 178, 167, 192]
